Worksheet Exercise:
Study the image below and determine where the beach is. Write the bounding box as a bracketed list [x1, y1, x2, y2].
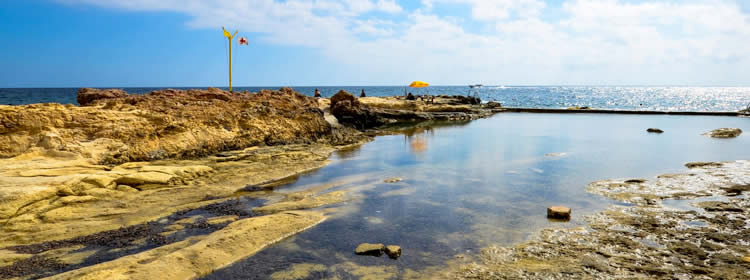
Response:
[0, 87, 748, 279]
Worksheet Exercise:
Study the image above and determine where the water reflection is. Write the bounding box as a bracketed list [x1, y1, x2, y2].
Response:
[205, 113, 750, 279]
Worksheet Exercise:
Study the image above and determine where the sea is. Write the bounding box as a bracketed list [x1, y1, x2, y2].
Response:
[1, 86, 749, 112]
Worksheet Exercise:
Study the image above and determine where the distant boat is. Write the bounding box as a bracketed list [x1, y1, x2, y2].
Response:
[469, 84, 483, 88]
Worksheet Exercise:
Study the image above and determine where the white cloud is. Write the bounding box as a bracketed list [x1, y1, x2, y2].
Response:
[57, 0, 750, 85]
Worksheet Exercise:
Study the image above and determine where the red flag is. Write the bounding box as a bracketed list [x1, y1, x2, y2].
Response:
[238, 37, 249, 45]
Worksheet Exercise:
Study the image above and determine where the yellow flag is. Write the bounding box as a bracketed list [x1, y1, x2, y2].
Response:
[223, 29, 231, 38]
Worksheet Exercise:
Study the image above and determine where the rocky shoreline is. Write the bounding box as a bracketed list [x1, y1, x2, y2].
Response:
[456, 160, 750, 279]
[0, 87, 499, 279]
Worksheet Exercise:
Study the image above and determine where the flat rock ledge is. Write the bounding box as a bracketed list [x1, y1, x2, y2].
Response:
[457, 160, 750, 279]
[47, 211, 326, 280]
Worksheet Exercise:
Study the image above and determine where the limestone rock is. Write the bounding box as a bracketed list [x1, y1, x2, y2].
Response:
[206, 215, 239, 225]
[1, 87, 351, 163]
[703, 128, 742, 138]
[115, 185, 138, 192]
[115, 172, 176, 187]
[38, 132, 64, 149]
[355, 243, 385, 256]
[385, 245, 402, 258]
[646, 128, 663, 133]
[77, 88, 128, 106]
[547, 206, 571, 219]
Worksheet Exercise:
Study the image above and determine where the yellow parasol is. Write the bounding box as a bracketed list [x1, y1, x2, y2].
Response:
[409, 81, 429, 88]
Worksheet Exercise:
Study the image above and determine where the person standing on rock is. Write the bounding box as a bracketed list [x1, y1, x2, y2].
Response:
[360, 89, 366, 97]
[314, 88, 321, 98]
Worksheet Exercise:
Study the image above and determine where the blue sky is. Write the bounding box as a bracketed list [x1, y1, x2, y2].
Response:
[1, 0, 749, 87]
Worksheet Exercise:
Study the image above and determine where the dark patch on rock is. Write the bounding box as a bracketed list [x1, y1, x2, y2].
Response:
[685, 162, 722, 169]
[77, 88, 129, 106]
[330, 90, 385, 129]
[0, 255, 67, 279]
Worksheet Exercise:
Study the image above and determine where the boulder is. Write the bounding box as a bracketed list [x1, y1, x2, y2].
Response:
[646, 128, 663, 133]
[330, 90, 385, 129]
[547, 206, 571, 219]
[355, 243, 385, 256]
[703, 128, 742, 138]
[385, 245, 401, 259]
[77, 88, 128, 106]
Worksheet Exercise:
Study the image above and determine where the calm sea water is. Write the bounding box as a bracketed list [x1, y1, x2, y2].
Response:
[1, 86, 749, 112]
[201, 113, 750, 279]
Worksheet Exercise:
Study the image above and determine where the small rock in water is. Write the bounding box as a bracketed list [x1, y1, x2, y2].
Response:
[385, 245, 402, 259]
[355, 243, 385, 256]
[703, 128, 742, 138]
[646, 128, 663, 133]
[384, 177, 403, 183]
[547, 206, 571, 220]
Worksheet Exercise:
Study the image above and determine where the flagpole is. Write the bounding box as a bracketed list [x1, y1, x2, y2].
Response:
[223, 27, 238, 92]
[229, 37, 232, 92]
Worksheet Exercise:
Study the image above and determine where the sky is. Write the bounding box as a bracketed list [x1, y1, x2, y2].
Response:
[1, 0, 749, 87]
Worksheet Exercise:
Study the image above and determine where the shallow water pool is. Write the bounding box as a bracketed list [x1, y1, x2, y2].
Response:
[204, 113, 750, 279]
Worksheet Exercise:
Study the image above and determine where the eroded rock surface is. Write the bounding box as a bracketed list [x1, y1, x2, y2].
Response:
[0, 87, 353, 164]
[457, 160, 750, 279]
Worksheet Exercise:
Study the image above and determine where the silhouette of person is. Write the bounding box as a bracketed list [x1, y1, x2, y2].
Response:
[314, 88, 321, 98]
[360, 89, 366, 97]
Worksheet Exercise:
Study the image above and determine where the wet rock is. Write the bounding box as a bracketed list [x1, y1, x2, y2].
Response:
[547, 206, 571, 219]
[669, 242, 708, 260]
[721, 184, 750, 196]
[355, 243, 385, 256]
[77, 88, 129, 106]
[646, 128, 663, 133]
[696, 201, 743, 212]
[484, 101, 502, 108]
[385, 245, 402, 259]
[703, 128, 742, 138]
[384, 177, 402, 183]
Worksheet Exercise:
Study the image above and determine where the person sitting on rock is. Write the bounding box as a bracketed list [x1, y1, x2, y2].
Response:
[314, 88, 321, 98]
[406, 92, 416, 100]
[360, 89, 366, 97]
